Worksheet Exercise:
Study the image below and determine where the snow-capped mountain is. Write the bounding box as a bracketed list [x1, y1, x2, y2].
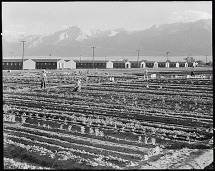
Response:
[2, 19, 212, 57]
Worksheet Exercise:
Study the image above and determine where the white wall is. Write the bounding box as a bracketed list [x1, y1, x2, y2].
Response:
[140, 62, 145, 68]
[106, 61, 113, 69]
[57, 59, 66, 69]
[166, 62, 169, 68]
[125, 61, 131, 68]
[194, 62, 198, 67]
[154, 61, 158, 68]
[176, 62, 179, 68]
[65, 60, 76, 69]
[23, 59, 35, 69]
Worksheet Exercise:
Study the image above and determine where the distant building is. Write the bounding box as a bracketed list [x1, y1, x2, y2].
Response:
[73, 60, 111, 69]
[178, 62, 188, 67]
[144, 61, 157, 68]
[106, 61, 113, 69]
[125, 61, 131, 68]
[3, 59, 23, 70]
[153, 61, 158, 68]
[112, 61, 126, 68]
[169, 62, 177, 68]
[32, 59, 66, 69]
[187, 61, 198, 67]
[157, 62, 168, 68]
[64, 59, 76, 69]
[194, 61, 198, 67]
[187, 62, 194, 67]
[23, 59, 36, 69]
[140, 61, 146, 68]
[129, 61, 141, 68]
[2, 58, 35, 70]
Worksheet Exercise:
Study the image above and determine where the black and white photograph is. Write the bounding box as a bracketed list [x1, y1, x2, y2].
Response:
[2, 1, 213, 169]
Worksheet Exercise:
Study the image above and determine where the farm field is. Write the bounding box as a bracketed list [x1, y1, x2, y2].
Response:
[3, 67, 213, 169]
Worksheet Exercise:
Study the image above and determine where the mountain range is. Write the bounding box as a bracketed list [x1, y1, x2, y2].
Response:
[2, 19, 212, 58]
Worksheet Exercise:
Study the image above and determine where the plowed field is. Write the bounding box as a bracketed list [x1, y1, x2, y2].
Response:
[3, 68, 213, 169]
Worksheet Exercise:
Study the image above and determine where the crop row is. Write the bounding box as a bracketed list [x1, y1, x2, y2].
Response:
[4, 95, 212, 131]
[101, 82, 213, 92]
[3, 91, 213, 119]
[84, 84, 213, 98]
[4, 89, 212, 116]
[4, 135, 122, 169]
[4, 106, 212, 144]
[4, 124, 145, 160]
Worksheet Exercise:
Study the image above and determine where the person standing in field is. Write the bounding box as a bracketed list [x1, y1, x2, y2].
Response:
[191, 66, 195, 77]
[73, 79, 81, 92]
[144, 68, 148, 81]
[41, 69, 47, 89]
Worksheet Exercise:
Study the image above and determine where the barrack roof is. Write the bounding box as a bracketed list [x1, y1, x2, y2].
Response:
[3, 59, 29, 62]
[31, 59, 62, 62]
[73, 60, 109, 63]
[157, 62, 167, 64]
[143, 60, 156, 63]
[178, 61, 188, 64]
[111, 61, 126, 63]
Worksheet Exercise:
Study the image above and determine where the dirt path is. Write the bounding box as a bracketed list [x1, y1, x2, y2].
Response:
[127, 149, 213, 169]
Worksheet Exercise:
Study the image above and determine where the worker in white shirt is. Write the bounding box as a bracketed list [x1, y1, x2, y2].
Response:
[41, 69, 47, 89]
[144, 68, 148, 81]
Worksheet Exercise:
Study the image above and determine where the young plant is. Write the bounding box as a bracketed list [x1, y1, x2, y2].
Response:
[80, 126, 85, 134]
[151, 137, 156, 145]
[144, 136, 149, 144]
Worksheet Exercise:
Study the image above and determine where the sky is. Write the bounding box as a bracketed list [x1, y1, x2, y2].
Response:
[2, 1, 212, 36]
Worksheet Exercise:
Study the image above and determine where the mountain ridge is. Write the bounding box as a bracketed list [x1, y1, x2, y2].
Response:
[2, 19, 212, 57]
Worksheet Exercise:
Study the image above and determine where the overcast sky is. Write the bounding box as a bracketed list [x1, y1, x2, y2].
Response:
[2, 1, 212, 36]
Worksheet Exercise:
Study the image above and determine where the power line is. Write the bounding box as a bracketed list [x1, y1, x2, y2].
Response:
[20, 41, 26, 70]
[166, 52, 170, 61]
[136, 50, 140, 68]
[91, 47, 96, 69]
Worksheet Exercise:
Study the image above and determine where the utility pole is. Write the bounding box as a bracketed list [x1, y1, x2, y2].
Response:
[105, 56, 107, 69]
[91, 47, 96, 69]
[166, 52, 170, 61]
[20, 41, 26, 70]
[205, 55, 208, 64]
[80, 55, 82, 62]
[136, 50, 140, 68]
